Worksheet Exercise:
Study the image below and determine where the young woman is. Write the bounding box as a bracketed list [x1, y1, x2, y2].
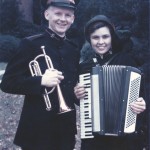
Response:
[74, 15, 146, 150]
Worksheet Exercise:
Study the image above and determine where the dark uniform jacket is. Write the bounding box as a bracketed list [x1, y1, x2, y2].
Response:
[79, 51, 146, 150]
[0, 28, 80, 149]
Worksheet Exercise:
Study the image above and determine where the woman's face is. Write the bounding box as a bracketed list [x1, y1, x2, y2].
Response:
[90, 26, 112, 55]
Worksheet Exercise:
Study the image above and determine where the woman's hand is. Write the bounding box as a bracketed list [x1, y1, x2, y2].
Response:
[130, 97, 146, 114]
[74, 83, 86, 99]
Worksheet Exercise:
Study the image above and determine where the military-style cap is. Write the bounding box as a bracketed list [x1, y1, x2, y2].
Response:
[41, 0, 80, 10]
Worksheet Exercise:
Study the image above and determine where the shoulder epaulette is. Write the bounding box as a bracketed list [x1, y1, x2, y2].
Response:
[25, 33, 44, 41]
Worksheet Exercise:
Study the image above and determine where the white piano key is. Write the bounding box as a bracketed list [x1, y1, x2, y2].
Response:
[80, 127, 92, 132]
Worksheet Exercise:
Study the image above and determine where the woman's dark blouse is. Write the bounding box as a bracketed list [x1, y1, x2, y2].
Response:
[79, 51, 146, 150]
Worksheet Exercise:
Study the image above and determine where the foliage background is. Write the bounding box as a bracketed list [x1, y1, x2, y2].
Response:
[0, 0, 149, 149]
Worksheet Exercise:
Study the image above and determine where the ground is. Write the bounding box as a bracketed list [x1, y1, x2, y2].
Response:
[0, 90, 24, 150]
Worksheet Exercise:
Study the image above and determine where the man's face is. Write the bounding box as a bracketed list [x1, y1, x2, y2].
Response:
[44, 6, 75, 37]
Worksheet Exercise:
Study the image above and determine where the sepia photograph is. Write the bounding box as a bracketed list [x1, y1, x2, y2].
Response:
[0, 0, 149, 149]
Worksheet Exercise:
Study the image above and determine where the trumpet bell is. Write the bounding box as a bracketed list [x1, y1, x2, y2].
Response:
[58, 107, 73, 114]
[56, 84, 73, 114]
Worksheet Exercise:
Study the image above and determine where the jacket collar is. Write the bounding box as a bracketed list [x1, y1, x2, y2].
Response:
[92, 50, 113, 65]
[95, 50, 112, 59]
[44, 27, 66, 42]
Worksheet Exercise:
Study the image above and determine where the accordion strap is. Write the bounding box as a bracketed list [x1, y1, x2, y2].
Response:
[104, 53, 119, 65]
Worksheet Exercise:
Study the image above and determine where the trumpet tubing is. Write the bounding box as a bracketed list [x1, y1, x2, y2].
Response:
[43, 91, 51, 111]
[29, 57, 52, 111]
[29, 61, 42, 76]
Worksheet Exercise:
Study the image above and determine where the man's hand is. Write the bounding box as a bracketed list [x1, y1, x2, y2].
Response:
[41, 69, 64, 87]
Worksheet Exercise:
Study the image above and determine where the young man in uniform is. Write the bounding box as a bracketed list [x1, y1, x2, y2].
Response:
[1, 0, 80, 149]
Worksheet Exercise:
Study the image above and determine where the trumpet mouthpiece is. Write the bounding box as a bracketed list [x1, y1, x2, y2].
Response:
[41, 46, 45, 49]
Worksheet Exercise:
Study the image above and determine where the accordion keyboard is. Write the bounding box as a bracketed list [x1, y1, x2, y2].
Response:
[79, 73, 94, 139]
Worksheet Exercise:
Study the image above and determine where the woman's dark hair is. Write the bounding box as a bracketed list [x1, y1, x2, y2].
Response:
[85, 15, 121, 52]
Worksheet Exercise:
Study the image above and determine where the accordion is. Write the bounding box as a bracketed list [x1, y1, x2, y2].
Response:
[79, 65, 141, 139]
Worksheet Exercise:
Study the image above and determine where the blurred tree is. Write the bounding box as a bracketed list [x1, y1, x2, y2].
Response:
[33, 0, 41, 25]
[0, 35, 20, 62]
[19, 0, 33, 23]
[0, 0, 21, 34]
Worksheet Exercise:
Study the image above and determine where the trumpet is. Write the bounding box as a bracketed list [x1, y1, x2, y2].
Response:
[29, 46, 72, 113]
